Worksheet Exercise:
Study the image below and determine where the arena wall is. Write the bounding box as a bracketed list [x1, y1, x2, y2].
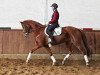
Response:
[0, 30, 100, 54]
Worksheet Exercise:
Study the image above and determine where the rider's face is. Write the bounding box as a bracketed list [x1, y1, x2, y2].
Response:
[52, 7, 55, 11]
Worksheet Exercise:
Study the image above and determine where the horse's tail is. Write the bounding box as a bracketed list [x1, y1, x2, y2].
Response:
[79, 29, 92, 57]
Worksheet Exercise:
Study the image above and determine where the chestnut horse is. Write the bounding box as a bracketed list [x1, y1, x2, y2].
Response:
[20, 20, 91, 66]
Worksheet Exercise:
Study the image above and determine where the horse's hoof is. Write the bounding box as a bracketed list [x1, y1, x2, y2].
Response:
[86, 64, 90, 67]
[86, 63, 90, 67]
[26, 61, 28, 64]
[62, 61, 65, 65]
[26, 62, 28, 65]
[52, 62, 56, 66]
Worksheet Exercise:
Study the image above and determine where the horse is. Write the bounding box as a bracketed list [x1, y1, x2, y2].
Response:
[20, 20, 91, 66]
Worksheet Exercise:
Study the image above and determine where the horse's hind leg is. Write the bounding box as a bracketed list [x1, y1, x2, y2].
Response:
[62, 42, 72, 65]
[84, 55, 89, 66]
[62, 52, 71, 65]
[44, 45, 56, 66]
[80, 47, 89, 66]
[74, 43, 89, 66]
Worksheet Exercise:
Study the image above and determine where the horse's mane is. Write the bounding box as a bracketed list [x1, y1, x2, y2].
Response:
[23, 20, 46, 28]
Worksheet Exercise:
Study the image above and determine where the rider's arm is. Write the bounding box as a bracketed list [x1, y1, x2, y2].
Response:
[49, 12, 59, 24]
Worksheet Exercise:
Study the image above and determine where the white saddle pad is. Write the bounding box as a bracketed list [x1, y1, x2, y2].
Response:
[45, 26, 62, 36]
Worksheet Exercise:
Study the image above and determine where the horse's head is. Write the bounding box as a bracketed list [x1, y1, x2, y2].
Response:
[20, 21, 32, 37]
[20, 20, 46, 37]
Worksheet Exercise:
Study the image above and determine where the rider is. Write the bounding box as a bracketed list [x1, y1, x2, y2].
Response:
[46, 3, 59, 44]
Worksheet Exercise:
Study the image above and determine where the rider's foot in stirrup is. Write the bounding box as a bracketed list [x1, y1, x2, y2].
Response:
[48, 38, 56, 45]
[50, 40, 56, 45]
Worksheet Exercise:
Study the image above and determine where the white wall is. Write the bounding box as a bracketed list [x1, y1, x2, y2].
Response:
[47, 0, 100, 29]
[0, 0, 100, 29]
[0, 0, 45, 29]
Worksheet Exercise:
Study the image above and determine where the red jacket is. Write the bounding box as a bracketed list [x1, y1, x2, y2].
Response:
[49, 10, 59, 25]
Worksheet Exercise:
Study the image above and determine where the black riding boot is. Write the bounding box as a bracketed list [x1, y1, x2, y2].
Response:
[49, 35, 56, 45]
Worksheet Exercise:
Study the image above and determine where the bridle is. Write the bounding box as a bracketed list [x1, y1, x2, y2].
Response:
[23, 25, 42, 37]
[22, 22, 46, 37]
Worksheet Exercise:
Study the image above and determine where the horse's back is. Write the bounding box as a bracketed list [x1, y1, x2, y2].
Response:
[63, 26, 81, 35]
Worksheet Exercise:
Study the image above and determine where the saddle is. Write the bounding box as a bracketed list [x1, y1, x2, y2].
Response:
[45, 26, 62, 36]
[44, 26, 62, 47]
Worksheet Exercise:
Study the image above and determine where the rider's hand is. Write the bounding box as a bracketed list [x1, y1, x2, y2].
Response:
[45, 22, 49, 26]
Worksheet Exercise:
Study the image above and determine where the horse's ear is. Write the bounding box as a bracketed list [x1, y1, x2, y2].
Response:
[20, 21, 23, 24]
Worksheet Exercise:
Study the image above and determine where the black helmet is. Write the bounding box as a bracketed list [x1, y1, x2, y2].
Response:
[51, 3, 58, 9]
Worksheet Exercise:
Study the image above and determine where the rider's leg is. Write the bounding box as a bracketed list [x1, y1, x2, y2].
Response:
[46, 25, 56, 44]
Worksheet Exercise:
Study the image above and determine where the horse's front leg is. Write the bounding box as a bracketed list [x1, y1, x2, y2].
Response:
[44, 45, 56, 66]
[26, 42, 41, 64]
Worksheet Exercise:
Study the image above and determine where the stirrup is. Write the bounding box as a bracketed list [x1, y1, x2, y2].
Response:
[48, 43, 52, 47]
[48, 41, 55, 47]
[49, 40, 56, 45]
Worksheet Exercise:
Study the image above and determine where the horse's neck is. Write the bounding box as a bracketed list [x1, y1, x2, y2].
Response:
[32, 25, 45, 37]
[35, 23, 45, 31]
